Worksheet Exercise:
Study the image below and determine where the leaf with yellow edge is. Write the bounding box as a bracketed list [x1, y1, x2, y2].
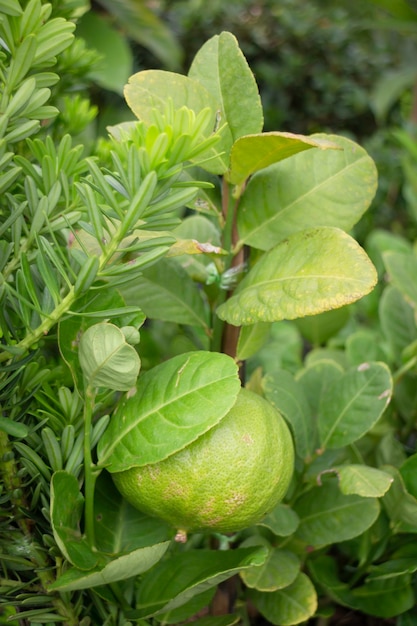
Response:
[228, 132, 338, 186]
[217, 227, 377, 326]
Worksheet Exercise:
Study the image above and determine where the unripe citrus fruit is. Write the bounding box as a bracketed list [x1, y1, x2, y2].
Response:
[112, 388, 294, 534]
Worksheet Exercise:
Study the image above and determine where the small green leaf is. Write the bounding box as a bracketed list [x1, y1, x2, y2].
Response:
[297, 358, 344, 419]
[248, 572, 318, 626]
[382, 465, 417, 532]
[241, 547, 300, 591]
[379, 286, 417, 361]
[50, 471, 98, 570]
[94, 472, 172, 553]
[351, 576, 414, 619]
[129, 547, 268, 619]
[294, 481, 380, 549]
[400, 453, 417, 498]
[229, 132, 336, 186]
[48, 542, 170, 592]
[263, 369, 314, 460]
[384, 250, 417, 308]
[236, 323, 271, 361]
[124, 70, 217, 129]
[78, 322, 140, 391]
[257, 504, 300, 537]
[217, 227, 377, 326]
[121, 258, 210, 330]
[318, 362, 393, 449]
[336, 465, 394, 497]
[189, 32, 263, 172]
[76, 11, 132, 95]
[97, 351, 240, 471]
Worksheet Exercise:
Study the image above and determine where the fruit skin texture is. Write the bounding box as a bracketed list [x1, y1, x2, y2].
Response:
[112, 388, 294, 533]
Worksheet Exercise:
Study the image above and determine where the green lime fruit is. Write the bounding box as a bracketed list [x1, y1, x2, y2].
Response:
[112, 388, 294, 534]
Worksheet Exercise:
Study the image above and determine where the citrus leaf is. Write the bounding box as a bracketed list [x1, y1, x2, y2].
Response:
[351, 576, 414, 619]
[400, 453, 417, 498]
[156, 589, 216, 625]
[336, 465, 394, 498]
[96, 0, 182, 71]
[294, 482, 380, 549]
[229, 132, 336, 186]
[76, 11, 132, 95]
[120, 258, 210, 330]
[379, 285, 417, 360]
[125, 70, 216, 123]
[50, 471, 99, 570]
[78, 322, 140, 391]
[237, 135, 377, 251]
[58, 290, 144, 393]
[217, 227, 377, 326]
[382, 465, 417, 532]
[257, 504, 300, 537]
[296, 359, 344, 419]
[264, 369, 314, 460]
[93, 473, 173, 554]
[97, 351, 240, 472]
[318, 362, 393, 449]
[241, 547, 300, 591]
[236, 322, 271, 361]
[189, 31, 263, 172]
[129, 547, 268, 619]
[48, 542, 170, 592]
[383, 250, 417, 308]
[248, 572, 318, 626]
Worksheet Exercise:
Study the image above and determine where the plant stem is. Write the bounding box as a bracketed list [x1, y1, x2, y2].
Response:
[211, 178, 242, 357]
[83, 384, 98, 548]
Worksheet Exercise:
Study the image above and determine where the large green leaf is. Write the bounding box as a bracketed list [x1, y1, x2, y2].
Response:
[294, 482, 380, 548]
[237, 135, 377, 251]
[129, 547, 268, 619]
[120, 258, 210, 330]
[318, 362, 393, 449]
[229, 132, 336, 186]
[248, 573, 317, 626]
[97, 351, 240, 472]
[263, 369, 314, 460]
[217, 227, 377, 326]
[188, 31, 263, 172]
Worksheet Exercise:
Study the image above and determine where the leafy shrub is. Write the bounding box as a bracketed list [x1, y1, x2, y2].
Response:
[1, 2, 417, 625]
